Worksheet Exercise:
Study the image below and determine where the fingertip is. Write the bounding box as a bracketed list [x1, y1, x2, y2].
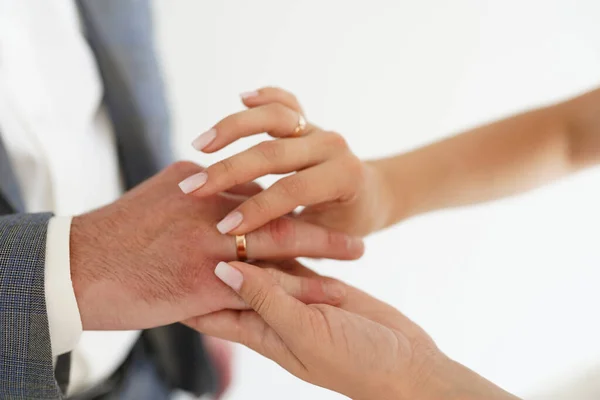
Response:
[191, 128, 217, 152]
[240, 90, 262, 108]
[178, 172, 207, 194]
[347, 236, 366, 260]
[216, 211, 244, 234]
[215, 262, 244, 291]
[240, 90, 260, 100]
[322, 230, 366, 261]
[224, 208, 277, 237]
[240, 90, 260, 99]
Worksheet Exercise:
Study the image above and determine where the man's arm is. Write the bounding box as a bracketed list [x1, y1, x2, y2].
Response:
[371, 87, 600, 225]
[0, 213, 63, 400]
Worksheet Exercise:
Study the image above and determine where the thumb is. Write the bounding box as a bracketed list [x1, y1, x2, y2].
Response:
[214, 261, 308, 346]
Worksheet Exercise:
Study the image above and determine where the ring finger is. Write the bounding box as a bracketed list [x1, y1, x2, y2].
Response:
[240, 87, 304, 115]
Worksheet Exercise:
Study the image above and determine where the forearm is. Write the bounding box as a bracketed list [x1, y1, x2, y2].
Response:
[372, 88, 600, 226]
[411, 357, 520, 400]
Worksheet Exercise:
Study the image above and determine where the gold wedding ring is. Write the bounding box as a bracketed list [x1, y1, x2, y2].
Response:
[291, 113, 307, 137]
[235, 234, 248, 261]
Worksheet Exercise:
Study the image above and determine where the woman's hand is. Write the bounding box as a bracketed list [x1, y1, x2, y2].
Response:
[198, 260, 348, 400]
[185, 261, 519, 400]
[179, 87, 394, 237]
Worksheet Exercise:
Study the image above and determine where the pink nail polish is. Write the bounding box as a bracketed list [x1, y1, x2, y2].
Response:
[191, 128, 217, 151]
[216, 211, 243, 234]
[215, 262, 243, 291]
[178, 172, 208, 194]
[240, 90, 259, 99]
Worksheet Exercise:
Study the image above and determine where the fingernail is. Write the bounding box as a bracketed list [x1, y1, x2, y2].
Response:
[240, 90, 259, 99]
[324, 281, 347, 303]
[215, 262, 243, 291]
[192, 128, 217, 151]
[216, 211, 243, 234]
[178, 172, 208, 194]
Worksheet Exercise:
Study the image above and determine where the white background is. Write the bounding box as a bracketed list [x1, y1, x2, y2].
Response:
[154, 1, 600, 399]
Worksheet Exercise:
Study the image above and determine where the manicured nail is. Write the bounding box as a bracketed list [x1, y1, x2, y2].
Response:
[178, 172, 208, 194]
[192, 128, 217, 151]
[240, 90, 259, 99]
[216, 211, 243, 234]
[215, 262, 243, 291]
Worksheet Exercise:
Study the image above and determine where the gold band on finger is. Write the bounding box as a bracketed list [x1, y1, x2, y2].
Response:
[291, 113, 307, 137]
[235, 234, 248, 261]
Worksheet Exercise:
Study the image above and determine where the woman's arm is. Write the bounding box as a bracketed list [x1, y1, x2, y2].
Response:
[180, 86, 600, 237]
[186, 260, 520, 400]
[373, 87, 600, 227]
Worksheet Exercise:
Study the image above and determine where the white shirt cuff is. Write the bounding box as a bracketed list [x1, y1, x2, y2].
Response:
[44, 216, 83, 356]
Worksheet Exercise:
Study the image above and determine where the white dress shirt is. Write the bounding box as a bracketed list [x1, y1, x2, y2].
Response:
[0, 0, 140, 395]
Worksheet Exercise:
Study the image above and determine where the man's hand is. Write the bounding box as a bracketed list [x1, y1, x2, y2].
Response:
[69, 161, 363, 331]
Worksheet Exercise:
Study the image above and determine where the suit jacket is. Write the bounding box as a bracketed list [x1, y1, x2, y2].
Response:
[0, 1, 217, 398]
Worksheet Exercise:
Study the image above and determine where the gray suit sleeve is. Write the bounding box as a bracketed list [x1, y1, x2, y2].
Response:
[0, 213, 63, 399]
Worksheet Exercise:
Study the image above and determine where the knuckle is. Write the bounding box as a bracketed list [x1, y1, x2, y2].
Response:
[255, 141, 284, 164]
[248, 284, 276, 314]
[323, 131, 349, 150]
[278, 176, 307, 199]
[263, 268, 287, 286]
[218, 157, 236, 176]
[265, 103, 296, 134]
[287, 91, 299, 104]
[264, 268, 280, 279]
[325, 230, 348, 252]
[266, 102, 288, 116]
[336, 155, 364, 197]
[265, 86, 302, 112]
[341, 154, 363, 176]
[266, 217, 296, 248]
[283, 89, 299, 106]
[247, 194, 271, 215]
[210, 158, 245, 188]
[248, 287, 268, 311]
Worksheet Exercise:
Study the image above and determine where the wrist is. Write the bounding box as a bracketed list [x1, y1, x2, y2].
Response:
[367, 156, 419, 229]
[406, 355, 520, 400]
[363, 160, 395, 232]
[70, 213, 109, 330]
